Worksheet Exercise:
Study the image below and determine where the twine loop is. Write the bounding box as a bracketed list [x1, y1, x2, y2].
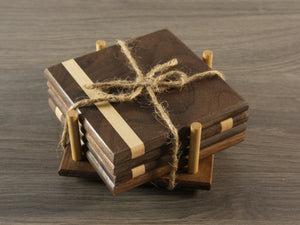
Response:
[61, 40, 224, 190]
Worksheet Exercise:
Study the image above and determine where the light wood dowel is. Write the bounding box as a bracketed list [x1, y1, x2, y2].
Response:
[188, 122, 202, 174]
[96, 40, 106, 51]
[203, 50, 213, 68]
[67, 110, 82, 161]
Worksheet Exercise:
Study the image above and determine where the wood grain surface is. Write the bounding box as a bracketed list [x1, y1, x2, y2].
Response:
[45, 29, 248, 164]
[0, 0, 299, 224]
[48, 93, 246, 192]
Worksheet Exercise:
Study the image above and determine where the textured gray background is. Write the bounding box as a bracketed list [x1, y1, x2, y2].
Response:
[1, 0, 299, 224]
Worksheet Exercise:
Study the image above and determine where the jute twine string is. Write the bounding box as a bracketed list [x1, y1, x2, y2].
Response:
[61, 40, 224, 190]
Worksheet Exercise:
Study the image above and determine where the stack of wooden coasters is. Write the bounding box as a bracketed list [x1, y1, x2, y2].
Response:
[45, 29, 248, 195]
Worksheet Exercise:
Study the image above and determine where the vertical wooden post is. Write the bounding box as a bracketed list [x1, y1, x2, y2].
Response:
[67, 109, 82, 161]
[188, 122, 202, 174]
[202, 49, 215, 177]
[203, 50, 213, 68]
[96, 40, 106, 51]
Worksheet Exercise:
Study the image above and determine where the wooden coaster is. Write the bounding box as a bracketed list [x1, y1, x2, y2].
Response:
[153, 154, 214, 190]
[49, 95, 246, 192]
[59, 143, 214, 190]
[57, 132, 245, 194]
[45, 29, 249, 194]
[48, 86, 248, 178]
[44, 29, 249, 166]
[48, 96, 247, 185]
[58, 144, 97, 178]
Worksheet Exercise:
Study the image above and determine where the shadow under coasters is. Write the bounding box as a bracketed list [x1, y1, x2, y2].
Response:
[44, 29, 249, 195]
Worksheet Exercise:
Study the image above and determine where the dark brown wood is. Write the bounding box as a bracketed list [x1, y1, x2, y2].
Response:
[44, 29, 248, 165]
[86, 150, 170, 195]
[58, 144, 98, 179]
[2, 0, 299, 223]
[49, 94, 173, 179]
[154, 154, 215, 190]
[86, 132, 246, 195]
[49, 89, 245, 192]
[49, 92, 246, 194]
[48, 95, 246, 186]
[47, 80, 249, 150]
[47, 84, 248, 175]
[48, 88, 247, 173]
[59, 144, 215, 191]
[60, 132, 245, 195]
[45, 38, 249, 191]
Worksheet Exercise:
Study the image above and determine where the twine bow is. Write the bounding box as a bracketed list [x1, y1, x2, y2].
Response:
[61, 40, 224, 190]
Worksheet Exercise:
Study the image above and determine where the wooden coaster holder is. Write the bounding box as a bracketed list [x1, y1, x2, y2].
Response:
[57, 40, 224, 189]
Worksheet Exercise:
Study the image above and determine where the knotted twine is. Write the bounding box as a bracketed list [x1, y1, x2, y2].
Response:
[61, 40, 224, 190]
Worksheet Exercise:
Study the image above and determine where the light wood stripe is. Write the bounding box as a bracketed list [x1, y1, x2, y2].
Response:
[55, 106, 63, 122]
[62, 59, 145, 159]
[220, 118, 233, 132]
[131, 164, 146, 178]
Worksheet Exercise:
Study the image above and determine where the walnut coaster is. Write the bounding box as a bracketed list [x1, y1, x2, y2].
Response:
[45, 29, 248, 194]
